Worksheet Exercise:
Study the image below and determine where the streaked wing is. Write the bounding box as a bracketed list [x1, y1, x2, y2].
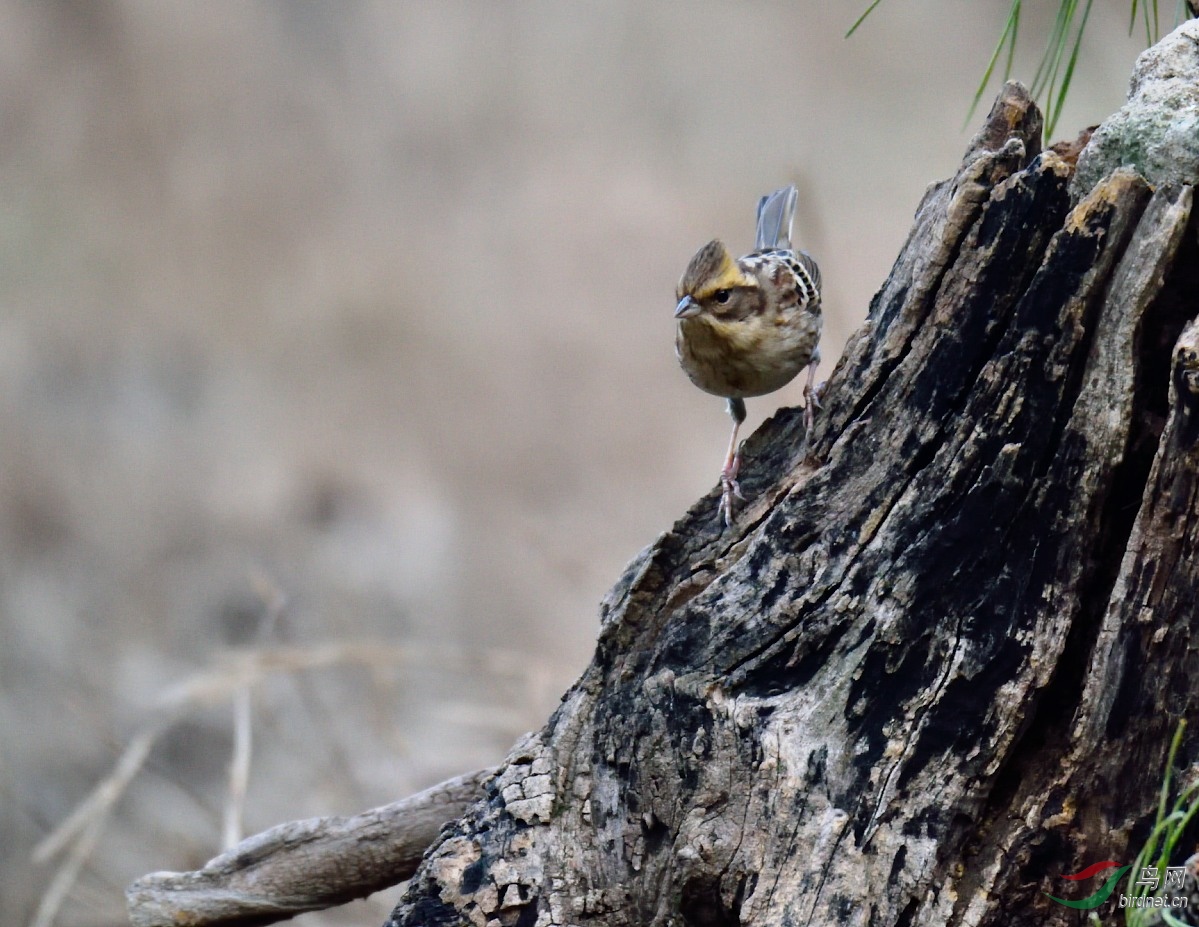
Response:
[795, 249, 821, 299]
[754, 185, 798, 251]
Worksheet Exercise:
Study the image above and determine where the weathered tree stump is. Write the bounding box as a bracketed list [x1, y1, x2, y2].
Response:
[126, 23, 1199, 927]
[387, 38, 1199, 927]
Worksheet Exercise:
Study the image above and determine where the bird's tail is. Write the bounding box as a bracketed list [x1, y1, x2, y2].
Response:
[754, 185, 798, 251]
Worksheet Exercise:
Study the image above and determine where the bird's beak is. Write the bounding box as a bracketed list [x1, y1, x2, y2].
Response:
[674, 295, 700, 319]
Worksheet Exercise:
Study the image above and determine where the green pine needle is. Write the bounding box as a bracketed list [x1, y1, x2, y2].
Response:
[966, 1, 1023, 128]
[849, 1, 1187, 140]
[845, 0, 886, 38]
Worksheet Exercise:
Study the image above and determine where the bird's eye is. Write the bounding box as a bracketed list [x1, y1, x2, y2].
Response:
[714, 290, 730, 304]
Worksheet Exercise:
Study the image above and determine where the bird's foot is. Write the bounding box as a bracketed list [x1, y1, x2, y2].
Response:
[719, 475, 745, 525]
[803, 382, 824, 435]
[719, 449, 745, 526]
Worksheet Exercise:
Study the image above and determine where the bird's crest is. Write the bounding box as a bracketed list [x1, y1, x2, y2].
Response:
[678, 240, 745, 299]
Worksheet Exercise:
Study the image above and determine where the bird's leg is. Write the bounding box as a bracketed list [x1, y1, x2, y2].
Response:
[720, 398, 747, 525]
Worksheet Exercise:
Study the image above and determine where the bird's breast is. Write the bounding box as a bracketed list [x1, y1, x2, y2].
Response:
[676, 309, 820, 399]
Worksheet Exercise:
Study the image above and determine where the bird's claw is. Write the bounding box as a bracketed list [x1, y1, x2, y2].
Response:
[802, 383, 823, 435]
[719, 450, 744, 525]
[719, 477, 743, 525]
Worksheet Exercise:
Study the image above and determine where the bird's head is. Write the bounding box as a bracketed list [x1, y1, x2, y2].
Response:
[674, 240, 758, 320]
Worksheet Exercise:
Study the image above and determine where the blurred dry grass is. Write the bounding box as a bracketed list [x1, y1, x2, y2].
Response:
[0, 2, 1149, 924]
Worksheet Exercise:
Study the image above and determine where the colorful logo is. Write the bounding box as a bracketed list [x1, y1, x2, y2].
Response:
[1045, 860, 1131, 910]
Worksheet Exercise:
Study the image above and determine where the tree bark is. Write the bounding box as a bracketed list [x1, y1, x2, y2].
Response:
[386, 65, 1199, 927]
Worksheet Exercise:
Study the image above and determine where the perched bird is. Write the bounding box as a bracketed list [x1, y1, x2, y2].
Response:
[674, 185, 822, 525]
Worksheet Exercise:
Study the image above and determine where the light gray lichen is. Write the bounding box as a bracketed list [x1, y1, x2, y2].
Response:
[1073, 19, 1199, 196]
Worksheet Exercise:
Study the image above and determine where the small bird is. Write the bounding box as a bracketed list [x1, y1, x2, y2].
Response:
[674, 185, 822, 525]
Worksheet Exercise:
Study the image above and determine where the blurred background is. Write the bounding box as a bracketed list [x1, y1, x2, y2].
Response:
[0, 2, 1154, 924]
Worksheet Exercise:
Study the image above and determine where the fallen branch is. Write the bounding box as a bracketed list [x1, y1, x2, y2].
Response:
[125, 766, 495, 927]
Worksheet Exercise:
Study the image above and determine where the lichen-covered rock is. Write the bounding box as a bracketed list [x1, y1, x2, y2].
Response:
[1073, 19, 1199, 196]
